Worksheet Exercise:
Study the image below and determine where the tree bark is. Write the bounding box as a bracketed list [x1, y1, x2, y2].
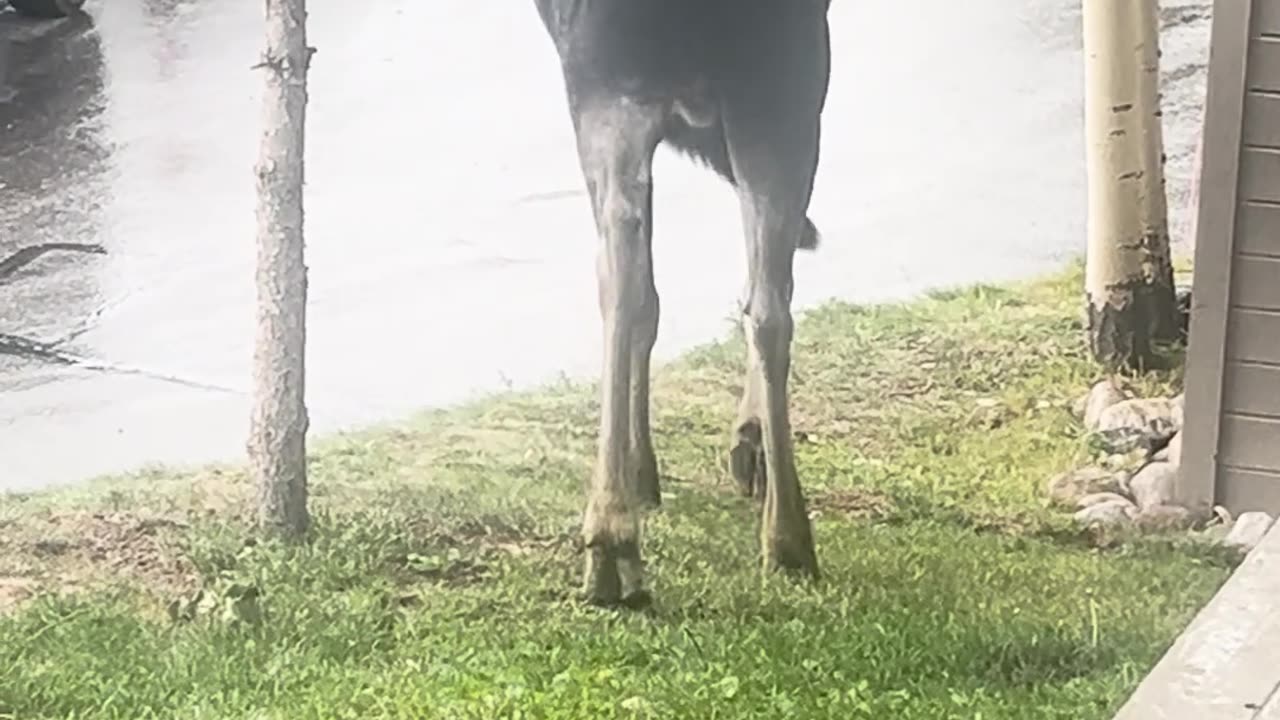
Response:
[248, 0, 312, 537]
[1135, 0, 1180, 345]
[1082, 0, 1180, 370]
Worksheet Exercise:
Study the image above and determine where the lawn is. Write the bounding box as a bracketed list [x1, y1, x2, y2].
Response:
[0, 262, 1236, 719]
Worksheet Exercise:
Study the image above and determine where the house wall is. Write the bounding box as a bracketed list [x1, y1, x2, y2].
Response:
[1181, 0, 1280, 515]
[1215, 2, 1280, 512]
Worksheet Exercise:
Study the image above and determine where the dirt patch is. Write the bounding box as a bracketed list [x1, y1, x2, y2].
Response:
[0, 510, 199, 614]
[0, 576, 38, 613]
[402, 551, 493, 587]
[809, 487, 895, 521]
[390, 516, 574, 591]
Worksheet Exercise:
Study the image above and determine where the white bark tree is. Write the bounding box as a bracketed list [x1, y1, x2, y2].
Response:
[248, 0, 313, 536]
[1082, 0, 1179, 370]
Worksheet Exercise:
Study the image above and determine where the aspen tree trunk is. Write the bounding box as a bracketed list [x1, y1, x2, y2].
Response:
[1135, 0, 1181, 345]
[249, 0, 312, 536]
[1082, 0, 1179, 370]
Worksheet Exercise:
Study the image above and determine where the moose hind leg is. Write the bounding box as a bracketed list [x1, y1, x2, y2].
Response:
[728, 143, 820, 578]
[730, 320, 768, 503]
[721, 52, 826, 581]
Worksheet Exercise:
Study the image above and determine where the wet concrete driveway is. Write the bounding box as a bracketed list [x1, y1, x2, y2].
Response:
[0, 0, 1211, 490]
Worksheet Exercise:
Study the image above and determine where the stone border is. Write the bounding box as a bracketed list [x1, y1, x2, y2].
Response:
[1051, 380, 1274, 550]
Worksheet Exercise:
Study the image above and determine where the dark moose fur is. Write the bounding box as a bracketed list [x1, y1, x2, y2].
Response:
[532, 0, 834, 606]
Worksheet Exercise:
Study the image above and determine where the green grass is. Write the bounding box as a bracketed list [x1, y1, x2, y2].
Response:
[0, 262, 1234, 719]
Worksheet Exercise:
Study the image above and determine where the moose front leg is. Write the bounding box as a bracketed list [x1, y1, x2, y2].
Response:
[628, 241, 662, 510]
[573, 97, 664, 608]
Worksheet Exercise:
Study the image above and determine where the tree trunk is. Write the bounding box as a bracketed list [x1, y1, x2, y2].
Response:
[248, 0, 312, 537]
[1135, 0, 1181, 345]
[1082, 0, 1179, 370]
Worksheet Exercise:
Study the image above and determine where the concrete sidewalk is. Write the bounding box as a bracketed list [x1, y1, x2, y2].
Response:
[1112, 523, 1280, 719]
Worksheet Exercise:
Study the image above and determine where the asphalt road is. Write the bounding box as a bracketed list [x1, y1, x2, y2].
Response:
[0, 0, 1212, 490]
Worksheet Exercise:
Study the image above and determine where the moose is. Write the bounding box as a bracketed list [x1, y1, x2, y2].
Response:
[533, 0, 833, 607]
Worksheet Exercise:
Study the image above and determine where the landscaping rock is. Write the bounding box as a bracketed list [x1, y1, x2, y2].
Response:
[1115, 469, 1134, 496]
[1103, 449, 1149, 473]
[1047, 466, 1127, 508]
[1223, 512, 1276, 553]
[971, 399, 1011, 430]
[1212, 505, 1234, 527]
[1081, 380, 1127, 431]
[1190, 507, 1234, 544]
[1176, 286, 1192, 340]
[1074, 499, 1136, 528]
[1148, 427, 1182, 463]
[1196, 523, 1231, 545]
[1128, 461, 1179, 510]
[1163, 430, 1183, 465]
[1134, 504, 1197, 532]
[1094, 397, 1182, 453]
[1076, 492, 1133, 509]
